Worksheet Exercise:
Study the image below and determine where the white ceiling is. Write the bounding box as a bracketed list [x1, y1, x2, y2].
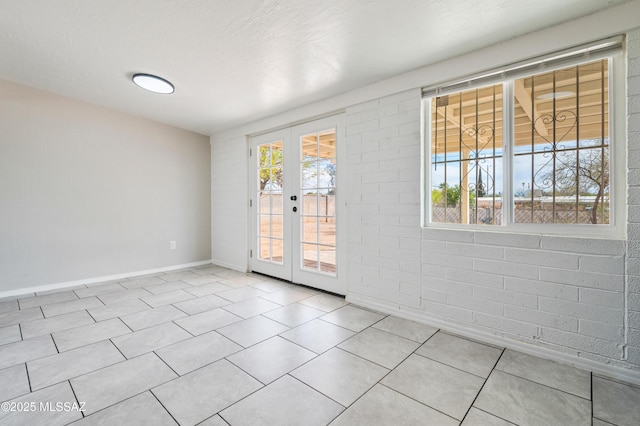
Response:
[0, 0, 630, 136]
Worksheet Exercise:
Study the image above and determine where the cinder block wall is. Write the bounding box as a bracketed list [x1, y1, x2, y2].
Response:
[626, 28, 640, 367]
[346, 90, 423, 310]
[346, 29, 640, 377]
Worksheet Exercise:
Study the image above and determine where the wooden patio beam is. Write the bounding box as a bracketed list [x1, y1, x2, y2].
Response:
[514, 79, 548, 138]
[436, 105, 490, 145]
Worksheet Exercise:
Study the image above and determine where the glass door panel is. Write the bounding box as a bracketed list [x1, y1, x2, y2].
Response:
[257, 141, 284, 263]
[299, 129, 337, 275]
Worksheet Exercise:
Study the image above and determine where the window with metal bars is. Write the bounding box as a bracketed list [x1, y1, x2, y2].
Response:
[424, 37, 621, 231]
[430, 84, 504, 225]
[512, 60, 609, 225]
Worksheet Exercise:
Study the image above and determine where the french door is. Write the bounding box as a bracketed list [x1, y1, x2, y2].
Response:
[249, 115, 345, 295]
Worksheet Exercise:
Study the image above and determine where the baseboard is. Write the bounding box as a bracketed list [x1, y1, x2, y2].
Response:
[210, 258, 248, 273]
[0, 260, 213, 299]
[346, 292, 640, 387]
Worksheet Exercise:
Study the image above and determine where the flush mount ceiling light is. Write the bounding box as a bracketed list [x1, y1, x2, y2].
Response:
[132, 73, 174, 94]
[536, 91, 575, 100]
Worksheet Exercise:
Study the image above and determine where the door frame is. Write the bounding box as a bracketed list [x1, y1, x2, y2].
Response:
[248, 114, 346, 295]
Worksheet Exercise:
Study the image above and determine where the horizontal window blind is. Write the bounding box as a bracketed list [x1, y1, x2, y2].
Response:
[422, 36, 623, 98]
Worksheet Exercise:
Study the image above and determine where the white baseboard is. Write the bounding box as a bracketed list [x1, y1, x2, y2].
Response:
[210, 258, 248, 273]
[0, 260, 213, 299]
[347, 292, 640, 387]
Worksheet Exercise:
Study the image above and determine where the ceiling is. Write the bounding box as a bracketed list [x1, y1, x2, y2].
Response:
[0, 0, 629, 136]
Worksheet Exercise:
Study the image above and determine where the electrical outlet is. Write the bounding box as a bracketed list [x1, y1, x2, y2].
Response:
[170, 241, 176, 250]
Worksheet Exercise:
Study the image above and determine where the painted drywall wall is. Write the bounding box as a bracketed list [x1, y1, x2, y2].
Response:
[211, 135, 248, 271]
[0, 80, 211, 293]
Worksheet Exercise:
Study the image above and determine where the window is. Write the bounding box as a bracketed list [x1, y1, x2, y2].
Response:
[424, 38, 623, 233]
[430, 84, 504, 225]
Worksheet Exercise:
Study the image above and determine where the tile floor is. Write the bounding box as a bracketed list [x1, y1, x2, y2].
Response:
[1, 264, 640, 425]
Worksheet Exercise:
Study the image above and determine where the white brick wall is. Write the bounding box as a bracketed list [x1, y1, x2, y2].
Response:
[345, 29, 640, 377]
[627, 28, 640, 367]
[346, 89, 422, 304]
[421, 231, 626, 364]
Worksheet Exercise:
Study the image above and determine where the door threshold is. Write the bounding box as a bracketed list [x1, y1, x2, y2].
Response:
[249, 271, 346, 299]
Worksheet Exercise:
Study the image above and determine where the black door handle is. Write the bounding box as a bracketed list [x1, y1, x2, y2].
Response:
[290, 195, 297, 201]
[292, 206, 297, 212]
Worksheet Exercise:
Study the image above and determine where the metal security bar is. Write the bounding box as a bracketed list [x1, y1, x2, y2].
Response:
[513, 59, 610, 224]
[431, 84, 503, 225]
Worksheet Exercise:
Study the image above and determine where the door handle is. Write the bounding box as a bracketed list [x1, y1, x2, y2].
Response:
[292, 206, 297, 212]
[290, 195, 297, 201]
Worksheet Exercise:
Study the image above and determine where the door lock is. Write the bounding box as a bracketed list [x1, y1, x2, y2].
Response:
[292, 207, 297, 212]
[290, 195, 297, 201]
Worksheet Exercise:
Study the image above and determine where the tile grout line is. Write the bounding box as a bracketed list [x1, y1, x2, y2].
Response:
[591, 372, 594, 425]
[171, 318, 197, 338]
[153, 349, 181, 378]
[496, 367, 592, 400]
[170, 301, 192, 317]
[333, 341, 400, 372]
[84, 308, 99, 324]
[260, 310, 325, 329]
[109, 337, 130, 361]
[411, 349, 493, 380]
[50, 332, 61, 354]
[52, 317, 132, 353]
[24, 362, 33, 394]
[285, 373, 348, 417]
[470, 406, 516, 425]
[74, 388, 173, 424]
[223, 355, 271, 388]
[148, 389, 182, 426]
[171, 358, 268, 422]
[67, 379, 85, 418]
[377, 382, 461, 423]
[119, 316, 135, 334]
[458, 347, 506, 424]
[18, 321, 24, 342]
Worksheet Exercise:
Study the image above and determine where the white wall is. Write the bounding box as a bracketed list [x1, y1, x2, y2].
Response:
[0, 79, 211, 294]
[210, 2, 640, 381]
[626, 28, 640, 372]
[211, 136, 248, 271]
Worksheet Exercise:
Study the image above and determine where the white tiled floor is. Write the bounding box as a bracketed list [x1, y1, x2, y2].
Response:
[1, 265, 640, 425]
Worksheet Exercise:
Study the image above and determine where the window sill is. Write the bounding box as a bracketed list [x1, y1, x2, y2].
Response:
[422, 221, 625, 240]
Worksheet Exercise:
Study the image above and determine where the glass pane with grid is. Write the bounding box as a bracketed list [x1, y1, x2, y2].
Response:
[300, 130, 337, 275]
[431, 84, 504, 225]
[513, 59, 610, 224]
[257, 141, 284, 263]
